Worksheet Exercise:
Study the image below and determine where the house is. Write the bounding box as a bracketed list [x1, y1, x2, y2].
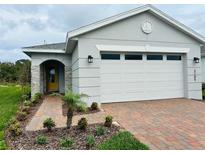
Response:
[23, 4, 205, 106]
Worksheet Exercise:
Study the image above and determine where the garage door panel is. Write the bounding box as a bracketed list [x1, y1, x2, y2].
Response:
[101, 84, 123, 94]
[144, 67, 182, 73]
[123, 73, 146, 82]
[101, 73, 121, 83]
[100, 53, 184, 103]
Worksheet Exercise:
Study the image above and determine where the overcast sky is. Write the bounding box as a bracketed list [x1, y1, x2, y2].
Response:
[0, 4, 205, 62]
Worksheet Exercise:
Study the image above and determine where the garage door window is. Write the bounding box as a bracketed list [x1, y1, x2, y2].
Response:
[167, 55, 181, 61]
[101, 54, 120, 60]
[125, 54, 142, 60]
[147, 55, 163, 60]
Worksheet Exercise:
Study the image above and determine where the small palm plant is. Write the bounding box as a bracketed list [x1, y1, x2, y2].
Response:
[63, 91, 88, 129]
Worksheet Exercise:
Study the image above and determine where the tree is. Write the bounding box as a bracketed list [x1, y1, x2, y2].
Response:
[0, 59, 31, 85]
[15, 59, 31, 85]
[0, 62, 17, 83]
[62, 91, 87, 129]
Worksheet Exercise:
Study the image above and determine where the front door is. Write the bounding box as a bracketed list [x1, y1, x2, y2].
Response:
[47, 64, 59, 92]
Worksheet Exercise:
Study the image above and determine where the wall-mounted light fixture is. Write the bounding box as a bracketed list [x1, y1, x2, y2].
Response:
[193, 57, 199, 63]
[88, 55, 93, 63]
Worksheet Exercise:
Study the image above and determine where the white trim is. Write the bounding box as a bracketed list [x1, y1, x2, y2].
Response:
[96, 44, 189, 53]
[22, 48, 65, 53]
[66, 5, 205, 45]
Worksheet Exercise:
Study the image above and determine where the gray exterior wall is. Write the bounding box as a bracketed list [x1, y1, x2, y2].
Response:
[72, 11, 202, 105]
[72, 44, 79, 93]
[201, 56, 205, 82]
[31, 53, 72, 96]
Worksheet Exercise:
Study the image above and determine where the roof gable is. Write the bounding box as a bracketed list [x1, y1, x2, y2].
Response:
[66, 4, 205, 51]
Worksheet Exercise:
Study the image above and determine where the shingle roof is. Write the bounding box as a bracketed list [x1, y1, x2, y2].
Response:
[23, 42, 66, 50]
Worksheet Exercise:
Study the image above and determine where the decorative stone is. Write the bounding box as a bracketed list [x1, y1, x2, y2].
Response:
[141, 21, 152, 34]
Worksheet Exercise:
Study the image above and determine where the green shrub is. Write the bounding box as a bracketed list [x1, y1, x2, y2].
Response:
[77, 117, 88, 130]
[43, 118, 56, 131]
[60, 137, 74, 150]
[6, 117, 18, 128]
[21, 94, 29, 101]
[76, 103, 88, 113]
[23, 100, 32, 107]
[22, 85, 31, 98]
[97, 131, 149, 150]
[96, 126, 106, 136]
[86, 135, 95, 149]
[35, 135, 47, 145]
[31, 93, 42, 104]
[21, 106, 30, 114]
[91, 102, 98, 110]
[16, 111, 27, 121]
[8, 121, 22, 137]
[104, 115, 113, 127]
[35, 92, 42, 99]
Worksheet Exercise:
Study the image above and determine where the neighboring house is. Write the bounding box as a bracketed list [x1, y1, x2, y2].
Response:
[23, 4, 205, 106]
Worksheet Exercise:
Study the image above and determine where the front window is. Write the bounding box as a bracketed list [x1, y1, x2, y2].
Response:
[49, 67, 55, 83]
[147, 55, 163, 60]
[101, 54, 120, 60]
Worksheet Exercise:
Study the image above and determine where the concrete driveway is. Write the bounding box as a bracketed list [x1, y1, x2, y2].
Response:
[102, 99, 205, 150]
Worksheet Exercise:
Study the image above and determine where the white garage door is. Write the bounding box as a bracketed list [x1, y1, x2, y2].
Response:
[100, 53, 184, 103]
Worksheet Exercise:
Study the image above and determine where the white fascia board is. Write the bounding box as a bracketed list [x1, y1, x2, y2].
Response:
[22, 48, 65, 53]
[96, 45, 189, 53]
[66, 5, 205, 44]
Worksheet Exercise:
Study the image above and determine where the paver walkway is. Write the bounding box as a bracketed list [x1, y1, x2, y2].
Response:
[102, 99, 205, 150]
[26, 96, 105, 131]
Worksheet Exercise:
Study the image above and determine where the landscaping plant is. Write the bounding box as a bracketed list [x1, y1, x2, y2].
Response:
[21, 106, 30, 114]
[86, 135, 95, 149]
[35, 135, 47, 145]
[31, 93, 42, 104]
[16, 111, 27, 121]
[77, 117, 88, 130]
[91, 102, 98, 110]
[104, 115, 113, 127]
[8, 121, 22, 137]
[76, 102, 88, 113]
[62, 91, 87, 129]
[60, 137, 74, 150]
[96, 126, 106, 136]
[43, 118, 56, 131]
[21, 94, 29, 101]
[23, 100, 32, 107]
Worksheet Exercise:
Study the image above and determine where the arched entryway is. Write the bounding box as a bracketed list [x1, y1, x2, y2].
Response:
[40, 60, 65, 94]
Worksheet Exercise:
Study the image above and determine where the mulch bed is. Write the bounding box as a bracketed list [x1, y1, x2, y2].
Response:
[62, 103, 101, 116]
[5, 95, 121, 150]
[6, 124, 120, 150]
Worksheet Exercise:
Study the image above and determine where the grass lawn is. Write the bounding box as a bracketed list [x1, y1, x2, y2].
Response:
[97, 131, 149, 150]
[0, 85, 22, 150]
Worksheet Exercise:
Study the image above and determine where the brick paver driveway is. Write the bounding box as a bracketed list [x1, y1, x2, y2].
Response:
[102, 98, 205, 150]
